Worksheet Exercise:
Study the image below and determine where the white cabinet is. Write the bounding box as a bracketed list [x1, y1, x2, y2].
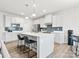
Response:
[54, 31, 64, 44]
[5, 15, 24, 27]
[53, 16, 57, 27]
[12, 17, 24, 23]
[5, 16, 12, 27]
[33, 14, 52, 26]
[44, 15, 52, 24]
[53, 15, 63, 27]
[5, 32, 18, 42]
[5, 15, 25, 42]
[33, 19, 41, 24]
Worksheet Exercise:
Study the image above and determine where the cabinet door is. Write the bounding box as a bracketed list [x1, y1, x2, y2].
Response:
[5, 32, 18, 42]
[54, 32, 64, 44]
[45, 15, 52, 23]
[53, 15, 63, 27]
[53, 16, 57, 27]
[54, 33, 59, 43]
[34, 19, 41, 24]
[11, 17, 16, 23]
[5, 16, 12, 27]
[12, 17, 24, 27]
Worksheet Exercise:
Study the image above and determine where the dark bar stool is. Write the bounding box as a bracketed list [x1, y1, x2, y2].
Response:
[71, 35, 79, 56]
[24, 36, 37, 58]
[17, 34, 25, 51]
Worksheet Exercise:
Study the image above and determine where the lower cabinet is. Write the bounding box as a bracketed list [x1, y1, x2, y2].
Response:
[5, 32, 18, 42]
[54, 32, 64, 44]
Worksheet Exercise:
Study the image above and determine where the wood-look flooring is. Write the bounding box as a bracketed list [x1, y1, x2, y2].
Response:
[48, 43, 79, 58]
[5, 41, 79, 58]
[5, 41, 37, 58]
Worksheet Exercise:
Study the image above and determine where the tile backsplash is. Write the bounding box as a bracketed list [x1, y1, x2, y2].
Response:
[5, 23, 23, 32]
[52, 27, 63, 31]
[46, 27, 63, 32]
[41, 26, 63, 32]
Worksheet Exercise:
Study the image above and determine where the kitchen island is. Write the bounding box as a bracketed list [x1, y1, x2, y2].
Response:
[21, 32, 54, 58]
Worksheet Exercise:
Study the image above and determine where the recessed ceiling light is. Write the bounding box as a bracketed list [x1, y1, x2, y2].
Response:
[43, 10, 47, 13]
[33, 4, 36, 7]
[21, 13, 24, 15]
[25, 17, 29, 19]
[32, 13, 36, 17]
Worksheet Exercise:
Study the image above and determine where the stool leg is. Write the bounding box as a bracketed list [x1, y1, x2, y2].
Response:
[19, 40, 23, 51]
[75, 43, 78, 56]
[17, 40, 19, 48]
[28, 44, 30, 58]
[71, 45, 73, 52]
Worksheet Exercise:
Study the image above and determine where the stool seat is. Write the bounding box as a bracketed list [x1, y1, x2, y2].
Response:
[19, 38, 24, 40]
[25, 39, 36, 44]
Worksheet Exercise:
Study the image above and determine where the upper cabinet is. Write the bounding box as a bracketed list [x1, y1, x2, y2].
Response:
[12, 17, 24, 27]
[33, 14, 53, 27]
[33, 19, 41, 24]
[53, 15, 63, 27]
[44, 15, 52, 24]
[5, 16, 12, 27]
[33, 14, 52, 24]
[5, 15, 24, 27]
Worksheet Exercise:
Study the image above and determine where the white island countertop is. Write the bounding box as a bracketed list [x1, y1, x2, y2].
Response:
[22, 32, 54, 37]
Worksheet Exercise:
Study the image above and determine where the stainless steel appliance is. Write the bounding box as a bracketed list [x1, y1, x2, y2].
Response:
[32, 24, 40, 32]
[68, 30, 73, 45]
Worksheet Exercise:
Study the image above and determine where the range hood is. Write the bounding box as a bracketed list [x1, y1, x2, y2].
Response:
[45, 23, 52, 25]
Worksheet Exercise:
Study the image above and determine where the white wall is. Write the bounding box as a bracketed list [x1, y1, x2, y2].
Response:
[53, 7, 79, 43]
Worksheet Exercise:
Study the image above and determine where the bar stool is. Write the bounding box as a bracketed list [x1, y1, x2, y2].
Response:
[71, 35, 79, 56]
[17, 34, 25, 51]
[24, 36, 37, 58]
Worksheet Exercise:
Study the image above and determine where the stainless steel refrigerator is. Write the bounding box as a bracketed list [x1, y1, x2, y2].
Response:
[32, 24, 40, 32]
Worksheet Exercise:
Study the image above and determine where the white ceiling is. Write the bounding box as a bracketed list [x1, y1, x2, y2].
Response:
[0, 0, 79, 18]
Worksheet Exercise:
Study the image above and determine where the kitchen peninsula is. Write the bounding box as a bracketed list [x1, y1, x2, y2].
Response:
[21, 32, 54, 58]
